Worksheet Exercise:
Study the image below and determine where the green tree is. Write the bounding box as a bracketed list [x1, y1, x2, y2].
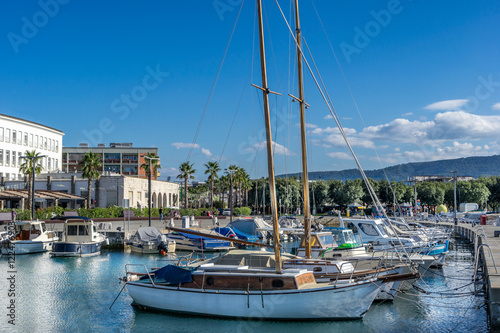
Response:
[204, 161, 220, 208]
[80, 152, 102, 209]
[177, 161, 196, 209]
[18, 150, 44, 212]
[417, 182, 445, 213]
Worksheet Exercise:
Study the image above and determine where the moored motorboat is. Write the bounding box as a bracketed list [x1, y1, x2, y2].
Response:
[128, 227, 175, 254]
[50, 218, 107, 257]
[1, 220, 58, 255]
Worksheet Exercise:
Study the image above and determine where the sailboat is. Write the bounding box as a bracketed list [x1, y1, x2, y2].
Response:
[124, 0, 383, 320]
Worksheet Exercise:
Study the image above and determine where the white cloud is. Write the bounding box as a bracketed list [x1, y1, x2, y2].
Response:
[424, 99, 468, 111]
[402, 112, 413, 116]
[201, 148, 212, 157]
[359, 111, 500, 143]
[327, 152, 351, 160]
[492, 103, 500, 110]
[161, 167, 178, 178]
[246, 141, 295, 156]
[305, 123, 317, 129]
[323, 114, 333, 119]
[172, 142, 200, 149]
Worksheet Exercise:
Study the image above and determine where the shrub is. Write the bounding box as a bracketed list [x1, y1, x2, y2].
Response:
[234, 207, 251, 216]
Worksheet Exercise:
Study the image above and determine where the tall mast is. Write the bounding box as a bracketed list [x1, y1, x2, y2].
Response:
[256, 0, 282, 272]
[293, 0, 312, 258]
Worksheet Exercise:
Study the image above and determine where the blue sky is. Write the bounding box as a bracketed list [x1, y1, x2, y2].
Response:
[1, 0, 499, 181]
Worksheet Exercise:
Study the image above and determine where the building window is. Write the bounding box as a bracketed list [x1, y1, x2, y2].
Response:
[0, 149, 3, 166]
[55, 159, 58, 170]
[44, 137, 47, 150]
[104, 153, 120, 164]
[24, 132, 28, 146]
[17, 131, 22, 145]
[12, 151, 16, 167]
[122, 166, 138, 176]
[48, 158, 51, 170]
[5, 129, 10, 143]
[40, 136, 43, 149]
[29, 134, 33, 147]
[104, 165, 120, 173]
[0, 128, 3, 142]
[35, 135, 38, 148]
[12, 130, 16, 144]
[55, 140, 59, 153]
[18, 152, 21, 166]
[6, 151, 10, 167]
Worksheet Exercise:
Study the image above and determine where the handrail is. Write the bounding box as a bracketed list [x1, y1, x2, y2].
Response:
[473, 244, 498, 294]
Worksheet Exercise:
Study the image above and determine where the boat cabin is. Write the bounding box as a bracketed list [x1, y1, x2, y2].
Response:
[328, 227, 363, 249]
[11, 221, 49, 241]
[62, 219, 100, 243]
[296, 232, 337, 257]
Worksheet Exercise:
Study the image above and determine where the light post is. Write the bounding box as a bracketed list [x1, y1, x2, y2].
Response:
[451, 171, 458, 225]
[145, 156, 160, 227]
[226, 168, 237, 223]
[20, 154, 47, 220]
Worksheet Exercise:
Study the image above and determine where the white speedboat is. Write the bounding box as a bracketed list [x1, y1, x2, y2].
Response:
[50, 218, 107, 257]
[128, 227, 175, 254]
[1, 220, 58, 255]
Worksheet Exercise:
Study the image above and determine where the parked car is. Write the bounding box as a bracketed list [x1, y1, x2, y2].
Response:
[222, 209, 232, 216]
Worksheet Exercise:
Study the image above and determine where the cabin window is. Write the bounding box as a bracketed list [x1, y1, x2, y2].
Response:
[67, 225, 78, 235]
[318, 234, 335, 247]
[79, 225, 89, 236]
[272, 279, 284, 288]
[313, 267, 323, 272]
[205, 276, 214, 286]
[358, 223, 379, 236]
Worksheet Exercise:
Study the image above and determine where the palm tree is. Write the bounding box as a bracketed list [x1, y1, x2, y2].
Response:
[241, 176, 253, 207]
[80, 152, 102, 209]
[177, 161, 196, 209]
[140, 152, 161, 179]
[18, 150, 44, 212]
[204, 161, 220, 208]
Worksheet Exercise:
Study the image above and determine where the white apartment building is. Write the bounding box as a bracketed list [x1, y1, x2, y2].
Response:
[0, 114, 64, 180]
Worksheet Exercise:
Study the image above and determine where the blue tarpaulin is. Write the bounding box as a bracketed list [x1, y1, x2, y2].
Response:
[141, 265, 194, 284]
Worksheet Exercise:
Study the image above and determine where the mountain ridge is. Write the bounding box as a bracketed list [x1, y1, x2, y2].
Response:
[278, 155, 500, 182]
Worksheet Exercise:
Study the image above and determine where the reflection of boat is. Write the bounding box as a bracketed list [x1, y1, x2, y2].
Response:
[1, 220, 58, 255]
[128, 227, 175, 254]
[164, 229, 233, 252]
[50, 218, 107, 257]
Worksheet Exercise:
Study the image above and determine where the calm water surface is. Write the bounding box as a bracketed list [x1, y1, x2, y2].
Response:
[0, 239, 489, 332]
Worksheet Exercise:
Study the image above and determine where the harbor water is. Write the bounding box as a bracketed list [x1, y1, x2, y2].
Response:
[0, 239, 489, 332]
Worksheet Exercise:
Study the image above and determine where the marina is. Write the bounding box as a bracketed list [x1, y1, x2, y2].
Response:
[0, 219, 491, 332]
[1, 0, 499, 331]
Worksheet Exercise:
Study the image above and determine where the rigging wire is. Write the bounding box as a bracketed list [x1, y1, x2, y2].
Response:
[273, 0, 413, 265]
[186, 0, 246, 161]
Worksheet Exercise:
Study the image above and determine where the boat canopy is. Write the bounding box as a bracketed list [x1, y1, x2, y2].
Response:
[135, 227, 162, 242]
[144, 265, 194, 284]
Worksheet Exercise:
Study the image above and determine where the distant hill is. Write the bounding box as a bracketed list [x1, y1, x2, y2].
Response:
[278, 155, 500, 182]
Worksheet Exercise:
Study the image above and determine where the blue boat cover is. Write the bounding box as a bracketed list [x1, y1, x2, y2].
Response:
[141, 265, 194, 284]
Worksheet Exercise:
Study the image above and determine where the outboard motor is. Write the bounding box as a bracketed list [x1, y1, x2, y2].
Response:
[157, 234, 169, 250]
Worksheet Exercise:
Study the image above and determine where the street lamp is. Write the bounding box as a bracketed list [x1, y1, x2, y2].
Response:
[20, 154, 47, 220]
[145, 156, 160, 227]
[451, 171, 458, 225]
[226, 168, 237, 223]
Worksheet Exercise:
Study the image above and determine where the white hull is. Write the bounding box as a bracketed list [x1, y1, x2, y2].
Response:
[1, 240, 54, 255]
[129, 242, 176, 254]
[126, 280, 382, 320]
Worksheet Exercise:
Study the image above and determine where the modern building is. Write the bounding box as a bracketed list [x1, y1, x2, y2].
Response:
[62, 143, 159, 179]
[0, 114, 64, 180]
[2, 172, 180, 209]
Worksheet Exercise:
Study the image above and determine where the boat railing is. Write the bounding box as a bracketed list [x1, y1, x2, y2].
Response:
[125, 264, 155, 286]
